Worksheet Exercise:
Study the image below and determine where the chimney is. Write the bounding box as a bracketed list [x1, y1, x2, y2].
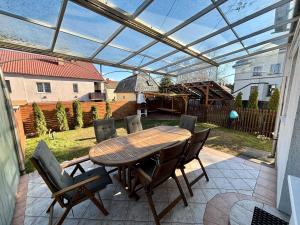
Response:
[58, 58, 64, 65]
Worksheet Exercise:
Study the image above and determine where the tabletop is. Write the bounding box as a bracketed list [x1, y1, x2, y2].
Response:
[89, 126, 191, 166]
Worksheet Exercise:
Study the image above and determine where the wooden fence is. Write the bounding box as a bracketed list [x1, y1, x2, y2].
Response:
[188, 100, 277, 137]
[20, 101, 137, 135]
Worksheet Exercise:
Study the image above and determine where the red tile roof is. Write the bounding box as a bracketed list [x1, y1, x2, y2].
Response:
[0, 50, 103, 81]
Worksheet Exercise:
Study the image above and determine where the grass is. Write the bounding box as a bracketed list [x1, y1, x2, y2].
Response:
[25, 119, 272, 173]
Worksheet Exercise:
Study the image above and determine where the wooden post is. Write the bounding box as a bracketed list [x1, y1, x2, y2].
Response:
[183, 96, 188, 114]
[171, 96, 174, 111]
[205, 86, 209, 106]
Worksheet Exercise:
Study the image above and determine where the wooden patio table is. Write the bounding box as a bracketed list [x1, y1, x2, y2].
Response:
[89, 126, 191, 191]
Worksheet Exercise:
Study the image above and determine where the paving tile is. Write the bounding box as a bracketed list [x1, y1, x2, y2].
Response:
[220, 169, 240, 179]
[254, 184, 276, 201]
[169, 202, 194, 223]
[229, 179, 252, 190]
[213, 178, 234, 190]
[127, 201, 149, 221]
[189, 203, 206, 223]
[202, 189, 220, 201]
[243, 179, 257, 190]
[188, 188, 207, 203]
[258, 171, 277, 182]
[234, 170, 255, 179]
[194, 177, 217, 189]
[206, 168, 224, 178]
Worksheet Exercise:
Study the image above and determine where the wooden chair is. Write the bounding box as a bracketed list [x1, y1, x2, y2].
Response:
[31, 141, 112, 225]
[93, 118, 117, 143]
[131, 141, 188, 225]
[124, 115, 143, 134]
[178, 128, 210, 196]
[179, 115, 197, 134]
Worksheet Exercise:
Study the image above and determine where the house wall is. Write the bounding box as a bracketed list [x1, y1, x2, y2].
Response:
[0, 69, 20, 225]
[105, 88, 116, 101]
[116, 93, 137, 101]
[4, 73, 104, 103]
[276, 22, 300, 215]
[233, 50, 285, 101]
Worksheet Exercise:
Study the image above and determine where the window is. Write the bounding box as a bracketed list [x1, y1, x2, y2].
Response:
[267, 84, 276, 97]
[73, 83, 78, 93]
[36, 82, 51, 93]
[250, 86, 258, 94]
[5, 80, 11, 93]
[270, 63, 281, 74]
[253, 66, 262, 76]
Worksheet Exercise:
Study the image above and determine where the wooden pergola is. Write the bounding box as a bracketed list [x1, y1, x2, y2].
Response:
[144, 92, 190, 114]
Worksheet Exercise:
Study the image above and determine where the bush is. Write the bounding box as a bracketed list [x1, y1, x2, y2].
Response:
[91, 105, 99, 121]
[104, 102, 112, 119]
[248, 90, 259, 109]
[159, 76, 173, 93]
[56, 102, 69, 131]
[32, 102, 47, 136]
[234, 92, 243, 108]
[72, 100, 83, 129]
[269, 88, 280, 111]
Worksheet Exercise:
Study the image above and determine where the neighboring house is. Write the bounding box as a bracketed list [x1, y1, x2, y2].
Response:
[0, 50, 105, 104]
[115, 72, 159, 101]
[104, 79, 118, 101]
[233, 47, 286, 102]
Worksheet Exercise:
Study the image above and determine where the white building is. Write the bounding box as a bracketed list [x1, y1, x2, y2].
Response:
[233, 47, 286, 102]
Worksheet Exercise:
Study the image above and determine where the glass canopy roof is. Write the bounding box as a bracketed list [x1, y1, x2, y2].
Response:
[0, 0, 297, 76]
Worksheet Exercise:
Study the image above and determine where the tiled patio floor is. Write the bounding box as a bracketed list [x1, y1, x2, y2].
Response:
[18, 147, 277, 225]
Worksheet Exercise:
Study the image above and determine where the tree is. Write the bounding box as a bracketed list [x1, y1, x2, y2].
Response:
[56, 102, 69, 131]
[269, 88, 280, 111]
[234, 92, 243, 108]
[91, 105, 99, 121]
[248, 90, 259, 109]
[32, 102, 47, 136]
[104, 102, 112, 119]
[72, 100, 83, 129]
[159, 76, 173, 93]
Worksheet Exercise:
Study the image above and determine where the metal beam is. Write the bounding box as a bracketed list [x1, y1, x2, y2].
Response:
[70, 0, 218, 66]
[0, 41, 176, 76]
[51, 0, 68, 51]
[187, 0, 293, 47]
[90, 0, 153, 59]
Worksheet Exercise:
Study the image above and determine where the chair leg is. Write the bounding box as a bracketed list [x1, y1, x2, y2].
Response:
[197, 157, 209, 181]
[180, 167, 193, 197]
[55, 205, 72, 225]
[173, 175, 188, 207]
[145, 189, 160, 225]
[90, 194, 109, 216]
[46, 199, 57, 213]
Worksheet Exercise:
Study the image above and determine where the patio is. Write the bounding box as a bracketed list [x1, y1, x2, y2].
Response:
[12, 147, 280, 225]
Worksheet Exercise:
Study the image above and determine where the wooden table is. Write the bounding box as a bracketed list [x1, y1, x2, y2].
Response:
[89, 126, 191, 191]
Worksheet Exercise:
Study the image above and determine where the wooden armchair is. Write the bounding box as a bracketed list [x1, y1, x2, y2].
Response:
[131, 141, 188, 225]
[31, 141, 112, 225]
[124, 115, 143, 134]
[178, 128, 211, 196]
[179, 115, 197, 134]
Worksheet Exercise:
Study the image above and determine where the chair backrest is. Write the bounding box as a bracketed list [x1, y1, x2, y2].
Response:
[151, 141, 187, 185]
[93, 118, 117, 143]
[124, 115, 143, 134]
[184, 128, 210, 164]
[30, 141, 73, 195]
[179, 115, 197, 133]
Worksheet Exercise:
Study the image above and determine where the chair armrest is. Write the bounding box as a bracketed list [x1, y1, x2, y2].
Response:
[61, 155, 90, 169]
[52, 175, 100, 198]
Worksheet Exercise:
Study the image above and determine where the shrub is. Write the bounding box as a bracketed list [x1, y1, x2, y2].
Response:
[159, 76, 173, 93]
[91, 105, 99, 121]
[234, 92, 243, 108]
[32, 102, 47, 136]
[72, 100, 83, 129]
[269, 88, 280, 111]
[248, 90, 259, 109]
[56, 102, 69, 131]
[104, 102, 112, 119]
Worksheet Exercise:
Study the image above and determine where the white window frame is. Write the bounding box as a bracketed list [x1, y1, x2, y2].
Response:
[36, 82, 51, 93]
[270, 63, 281, 74]
[253, 66, 263, 76]
[73, 83, 78, 93]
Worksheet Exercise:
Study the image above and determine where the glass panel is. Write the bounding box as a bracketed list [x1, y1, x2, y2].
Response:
[215, 50, 247, 63]
[145, 60, 169, 71]
[102, 0, 144, 14]
[170, 9, 227, 45]
[247, 37, 288, 53]
[111, 28, 153, 51]
[173, 62, 210, 74]
[137, 0, 211, 33]
[220, 0, 281, 23]
[167, 59, 205, 73]
[207, 43, 244, 59]
[242, 28, 290, 47]
[191, 30, 237, 53]
[139, 42, 175, 58]
[123, 54, 154, 67]
[233, 2, 294, 37]
[54, 32, 101, 57]
[0, 14, 54, 49]
[95, 45, 132, 62]
[61, 2, 120, 43]
[0, 0, 62, 25]
[163, 51, 190, 63]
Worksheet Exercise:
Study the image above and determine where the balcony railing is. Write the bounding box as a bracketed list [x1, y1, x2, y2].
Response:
[89, 92, 105, 101]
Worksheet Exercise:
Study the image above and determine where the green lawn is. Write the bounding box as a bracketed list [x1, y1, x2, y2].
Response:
[25, 119, 272, 173]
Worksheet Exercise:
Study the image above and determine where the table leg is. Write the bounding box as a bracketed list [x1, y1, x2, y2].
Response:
[127, 166, 132, 192]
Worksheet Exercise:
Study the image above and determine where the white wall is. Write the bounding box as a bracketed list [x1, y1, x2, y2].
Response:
[3, 73, 103, 103]
[233, 50, 285, 101]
